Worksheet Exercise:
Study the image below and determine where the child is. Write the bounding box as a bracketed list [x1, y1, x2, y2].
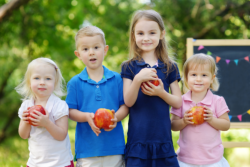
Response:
[16, 58, 74, 167]
[171, 53, 230, 167]
[66, 26, 129, 167]
[121, 10, 182, 167]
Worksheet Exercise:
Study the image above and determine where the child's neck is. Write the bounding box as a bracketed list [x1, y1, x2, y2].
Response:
[87, 66, 104, 83]
[191, 90, 208, 104]
[142, 52, 158, 67]
[34, 96, 49, 107]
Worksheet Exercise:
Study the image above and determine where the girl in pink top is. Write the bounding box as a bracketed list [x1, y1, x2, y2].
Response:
[171, 53, 230, 167]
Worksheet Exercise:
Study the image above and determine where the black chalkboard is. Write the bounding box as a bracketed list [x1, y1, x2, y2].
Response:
[193, 46, 250, 122]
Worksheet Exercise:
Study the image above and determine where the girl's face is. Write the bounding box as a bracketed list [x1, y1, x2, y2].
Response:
[134, 18, 164, 55]
[30, 64, 56, 100]
[187, 63, 215, 94]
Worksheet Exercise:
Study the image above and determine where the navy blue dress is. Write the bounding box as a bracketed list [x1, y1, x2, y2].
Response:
[121, 59, 180, 167]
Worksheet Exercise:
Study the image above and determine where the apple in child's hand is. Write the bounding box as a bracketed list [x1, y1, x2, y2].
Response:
[141, 76, 159, 87]
[94, 108, 114, 129]
[189, 106, 205, 125]
[27, 105, 46, 126]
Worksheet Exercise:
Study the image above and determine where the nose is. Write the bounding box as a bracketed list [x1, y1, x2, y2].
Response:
[143, 34, 149, 41]
[196, 75, 202, 81]
[40, 79, 45, 85]
[89, 48, 94, 55]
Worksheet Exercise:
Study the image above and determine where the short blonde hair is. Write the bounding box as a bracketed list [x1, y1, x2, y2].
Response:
[182, 53, 219, 93]
[75, 25, 106, 49]
[15, 57, 66, 100]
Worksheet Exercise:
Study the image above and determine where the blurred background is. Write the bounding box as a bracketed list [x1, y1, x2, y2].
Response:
[0, 0, 250, 166]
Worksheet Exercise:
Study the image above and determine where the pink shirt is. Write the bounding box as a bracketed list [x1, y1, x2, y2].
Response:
[171, 90, 229, 165]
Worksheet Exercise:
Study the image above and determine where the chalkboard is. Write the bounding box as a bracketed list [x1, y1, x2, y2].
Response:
[186, 38, 250, 148]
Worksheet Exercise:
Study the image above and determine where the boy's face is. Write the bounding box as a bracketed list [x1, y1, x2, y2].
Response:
[74, 35, 108, 71]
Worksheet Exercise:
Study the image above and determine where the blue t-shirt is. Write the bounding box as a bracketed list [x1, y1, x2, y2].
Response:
[121, 59, 181, 160]
[66, 66, 125, 159]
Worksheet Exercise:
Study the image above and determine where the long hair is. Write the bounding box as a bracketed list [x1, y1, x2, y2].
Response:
[15, 57, 66, 100]
[182, 53, 219, 93]
[126, 9, 175, 75]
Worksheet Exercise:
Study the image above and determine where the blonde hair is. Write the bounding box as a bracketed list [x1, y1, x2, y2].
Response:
[182, 53, 219, 93]
[15, 58, 66, 100]
[127, 9, 175, 74]
[75, 25, 106, 49]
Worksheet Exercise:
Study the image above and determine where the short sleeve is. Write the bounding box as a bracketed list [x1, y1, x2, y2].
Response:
[170, 104, 183, 118]
[18, 101, 27, 119]
[168, 63, 181, 84]
[53, 100, 69, 121]
[121, 61, 134, 80]
[66, 79, 78, 109]
[117, 74, 125, 106]
[215, 97, 230, 117]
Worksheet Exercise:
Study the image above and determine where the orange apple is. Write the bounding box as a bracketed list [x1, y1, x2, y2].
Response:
[27, 105, 46, 126]
[189, 106, 205, 125]
[94, 108, 114, 129]
[141, 76, 159, 88]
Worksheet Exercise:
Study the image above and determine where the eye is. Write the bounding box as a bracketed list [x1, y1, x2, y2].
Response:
[34, 77, 39, 80]
[191, 74, 196, 76]
[150, 32, 156, 34]
[95, 46, 99, 49]
[138, 32, 143, 35]
[202, 74, 207, 77]
[46, 78, 51, 80]
[83, 48, 88, 51]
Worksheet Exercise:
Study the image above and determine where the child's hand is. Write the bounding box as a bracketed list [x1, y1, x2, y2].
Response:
[183, 109, 194, 125]
[104, 110, 117, 131]
[141, 78, 164, 96]
[204, 106, 214, 123]
[29, 109, 50, 127]
[21, 110, 30, 125]
[136, 68, 157, 83]
[87, 113, 101, 136]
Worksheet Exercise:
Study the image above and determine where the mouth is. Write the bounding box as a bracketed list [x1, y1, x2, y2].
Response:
[142, 43, 152, 46]
[90, 58, 97, 62]
[194, 84, 203, 86]
[38, 88, 46, 91]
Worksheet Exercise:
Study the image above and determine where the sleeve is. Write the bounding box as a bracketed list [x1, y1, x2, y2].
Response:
[117, 74, 125, 106]
[215, 96, 230, 117]
[65, 79, 78, 109]
[170, 103, 183, 118]
[53, 100, 69, 121]
[121, 61, 134, 80]
[168, 63, 181, 84]
[18, 101, 28, 119]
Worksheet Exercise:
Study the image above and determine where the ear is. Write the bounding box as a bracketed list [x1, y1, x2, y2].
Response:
[104, 45, 109, 56]
[211, 74, 216, 83]
[74, 50, 80, 58]
[160, 30, 166, 40]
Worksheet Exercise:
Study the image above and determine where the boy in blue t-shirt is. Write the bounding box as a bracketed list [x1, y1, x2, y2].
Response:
[66, 26, 129, 167]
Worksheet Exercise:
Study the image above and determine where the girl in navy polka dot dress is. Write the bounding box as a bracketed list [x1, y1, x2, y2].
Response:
[121, 10, 182, 167]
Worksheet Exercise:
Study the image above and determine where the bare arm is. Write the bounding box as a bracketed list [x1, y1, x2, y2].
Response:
[30, 109, 69, 141]
[123, 68, 157, 107]
[115, 104, 129, 122]
[158, 80, 182, 109]
[171, 109, 194, 131]
[205, 110, 230, 131]
[45, 116, 69, 141]
[69, 108, 101, 136]
[18, 110, 31, 139]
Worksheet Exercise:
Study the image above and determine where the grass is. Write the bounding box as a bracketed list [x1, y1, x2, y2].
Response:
[0, 119, 249, 166]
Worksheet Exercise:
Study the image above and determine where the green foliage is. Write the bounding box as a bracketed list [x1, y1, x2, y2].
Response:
[0, 0, 250, 166]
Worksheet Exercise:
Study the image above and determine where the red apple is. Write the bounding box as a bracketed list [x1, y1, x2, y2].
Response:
[141, 76, 159, 88]
[27, 105, 46, 126]
[94, 108, 114, 129]
[189, 106, 205, 125]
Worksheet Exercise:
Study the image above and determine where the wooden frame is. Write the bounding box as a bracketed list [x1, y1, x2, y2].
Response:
[186, 38, 250, 148]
